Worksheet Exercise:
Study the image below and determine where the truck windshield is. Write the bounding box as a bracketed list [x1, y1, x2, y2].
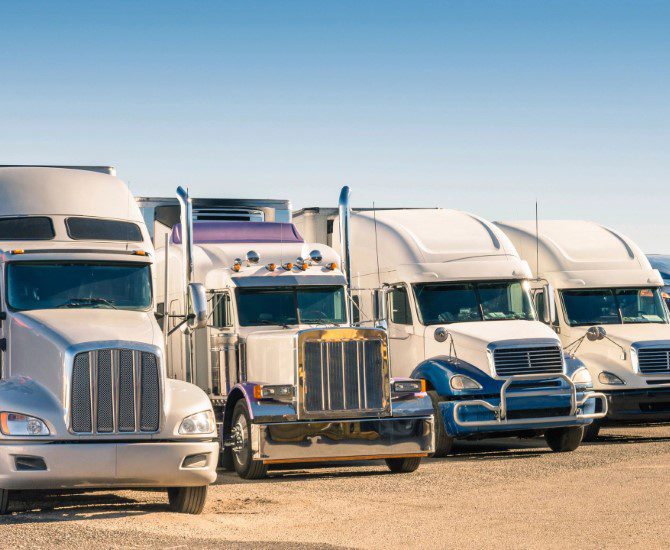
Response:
[6, 262, 152, 311]
[561, 288, 669, 326]
[236, 286, 347, 326]
[414, 281, 535, 325]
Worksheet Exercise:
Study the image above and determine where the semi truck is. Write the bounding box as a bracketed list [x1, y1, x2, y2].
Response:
[497, 220, 670, 440]
[0, 166, 218, 514]
[136, 188, 434, 479]
[294, 194, 607, 456]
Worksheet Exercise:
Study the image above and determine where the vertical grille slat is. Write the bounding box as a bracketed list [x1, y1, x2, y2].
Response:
[303, 338, 384, 414]
[493, 345, 564, 377]
[70, 348, 160, 434]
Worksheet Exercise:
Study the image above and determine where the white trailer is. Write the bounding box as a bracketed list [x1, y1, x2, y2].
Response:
[496, 219, 670, 439]
[137, 188, 434, 479]
[0, 167, 218, 514]
[294, 199, 606, 455]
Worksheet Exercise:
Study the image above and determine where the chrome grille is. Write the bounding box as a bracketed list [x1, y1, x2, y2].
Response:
[493, 345, 564, 377]
[637, 348, 670, 374]
[70, 349, 161, 434]
[303, 339, 384, 413]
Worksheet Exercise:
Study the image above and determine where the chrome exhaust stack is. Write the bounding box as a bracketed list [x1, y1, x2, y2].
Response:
[338, 186, 354, 320]
[176, 186, 195, 289]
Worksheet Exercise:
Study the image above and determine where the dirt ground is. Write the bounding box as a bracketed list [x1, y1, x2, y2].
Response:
[1, 425, 669, 549]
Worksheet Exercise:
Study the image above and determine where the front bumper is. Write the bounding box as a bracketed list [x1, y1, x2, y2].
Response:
[602, 388, 670, 424]
[442, 374, 608, 437]
[0, 440, 219, 490]
[251, 417, 434, 464]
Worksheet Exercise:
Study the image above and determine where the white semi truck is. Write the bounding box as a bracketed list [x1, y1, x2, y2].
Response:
[497, 220, 670, 439]
[294, 195, 606, 455]
[136, 188, 434, 479]
[0, 166, 218, 514]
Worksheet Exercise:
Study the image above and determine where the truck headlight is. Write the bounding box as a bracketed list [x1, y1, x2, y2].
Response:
[450, 375, 483, 391]
[598, 371, 625, 385]
[393, 380, 426, 393]
[0, 412, 50, 436]
[571, 367, 593, 386]
[179, 410, 216, 435]
[253, 384, 295, 401]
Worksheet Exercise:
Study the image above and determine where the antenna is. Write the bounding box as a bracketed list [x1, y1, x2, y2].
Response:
[535, 199, 540, 277]
[373, 202, 381, 287]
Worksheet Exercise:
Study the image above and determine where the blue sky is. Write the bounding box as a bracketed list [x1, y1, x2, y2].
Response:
[1, 1, 668, 251]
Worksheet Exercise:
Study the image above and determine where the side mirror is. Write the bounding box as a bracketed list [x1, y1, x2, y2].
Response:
[542, 284, 556, 325]
[373, 288, 388, 322]
[187, 283, 208, 329]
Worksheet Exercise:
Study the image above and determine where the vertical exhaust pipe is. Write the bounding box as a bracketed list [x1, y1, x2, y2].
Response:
[176, 186, 195, 383]
[338, 186, 354, 321]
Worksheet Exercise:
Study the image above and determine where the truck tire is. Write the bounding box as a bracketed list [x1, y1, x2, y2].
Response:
[0, 489, 9, 515]
[545, 426, 584, 452]
[385, 457, 422, 473]
[427, 391, 454, 457]
[231, 400, 268, 480]
[581, 420, 601, 442]
[167, 486, 208, 514]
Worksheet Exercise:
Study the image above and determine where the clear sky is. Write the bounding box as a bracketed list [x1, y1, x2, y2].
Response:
[1, 1, 668, 252]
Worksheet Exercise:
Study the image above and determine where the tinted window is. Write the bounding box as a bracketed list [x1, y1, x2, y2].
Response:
[7, 262, 152, 311]
[561, 288, 668, 326]
[66, 217, 143, 242]
[389, 286, 412, 325]
[0, 217, 55, 240]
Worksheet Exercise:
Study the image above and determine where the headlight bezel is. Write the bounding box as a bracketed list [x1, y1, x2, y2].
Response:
[0, 411, 50, 437]
[450, 374, 483, 391]
[178, 410, 216, 435]
[598, 371, 626, 386]
[253, 384, 295, 402]
[571, 367, 593, 386]
[392, 380, 426, 394]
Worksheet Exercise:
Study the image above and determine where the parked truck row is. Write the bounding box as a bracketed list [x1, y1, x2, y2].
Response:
[1, 165, 669, 515]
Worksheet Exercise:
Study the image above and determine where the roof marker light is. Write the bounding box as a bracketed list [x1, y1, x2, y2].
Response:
[327, 262, 337, 270]
[283, 262, 294, 271]
[300, 262, 309, 271]
[232, 258, 242, 272]
[267, 263, 276, 271]
[132, 250, 149, 256]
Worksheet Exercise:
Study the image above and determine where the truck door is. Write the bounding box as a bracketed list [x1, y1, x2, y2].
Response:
[386, 284, 422, 378]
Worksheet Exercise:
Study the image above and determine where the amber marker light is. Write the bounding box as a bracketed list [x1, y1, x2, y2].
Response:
[300, 262, 309, 271]
[10, 249, 25, 255]
[132, 250, 149, 256]
[327, 262, 338, 270]
[267, 263, 276, 271]
[253, 385, 263, 399]
[284, 262, 294, 271]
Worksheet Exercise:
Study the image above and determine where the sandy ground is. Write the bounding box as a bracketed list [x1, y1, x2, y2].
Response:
[1, 425, 669, 549]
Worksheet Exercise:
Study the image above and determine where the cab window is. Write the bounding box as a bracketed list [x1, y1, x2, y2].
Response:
[389, 286, 412, 325]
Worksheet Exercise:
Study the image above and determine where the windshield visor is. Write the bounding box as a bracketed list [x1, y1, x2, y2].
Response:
[6, 262, 152, 311]
[414, 281, 535, 325]
[561, 288, 669, 326]
[236, 286, 347, 326]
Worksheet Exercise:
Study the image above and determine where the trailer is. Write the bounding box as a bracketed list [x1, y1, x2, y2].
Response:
[0, 167, 218, 514]
[497, 220, 670, 440]
[137, 188, 434, 479]
[294, 196, 607, 456]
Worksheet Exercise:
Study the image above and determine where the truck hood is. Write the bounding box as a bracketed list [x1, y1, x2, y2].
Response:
[563, 323, 670, 389]
[7, 309, 161, 406]
[424, 320, 561, 376]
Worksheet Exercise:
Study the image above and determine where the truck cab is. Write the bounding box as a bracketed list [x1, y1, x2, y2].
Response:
[138, 190, 434, 479]
[295, 202, 606, 455]
[497, 220, 670, 440]
[0, 167, 218, 514]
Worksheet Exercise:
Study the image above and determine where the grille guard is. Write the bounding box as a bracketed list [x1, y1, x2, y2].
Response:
[452, 373, 608, 427]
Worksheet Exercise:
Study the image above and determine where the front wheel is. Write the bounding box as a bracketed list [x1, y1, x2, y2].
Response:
[581, 420, 601, 442]
[231, 400, 268, 479]
[0, 489, 10, 515]
[545, 426, 584, 452]
[427, 391, 455, 457]
[385, 457, 422, 473]
[167, 486, 208, 514]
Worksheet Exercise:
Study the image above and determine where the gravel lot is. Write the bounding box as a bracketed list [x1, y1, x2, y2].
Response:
[1, 425, 669, 549]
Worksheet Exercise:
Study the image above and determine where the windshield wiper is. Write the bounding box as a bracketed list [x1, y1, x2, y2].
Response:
[56, 297, 118, 309]
[256, 319, 291, 329]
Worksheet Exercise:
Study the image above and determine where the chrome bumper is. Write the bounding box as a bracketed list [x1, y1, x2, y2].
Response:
[453, 373, 608, 428]
[0, 440, 219, 490]
[251, 417, 434, 464]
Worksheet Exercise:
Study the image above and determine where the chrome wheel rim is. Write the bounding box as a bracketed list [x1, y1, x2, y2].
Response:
[231, 413, 249, 466]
